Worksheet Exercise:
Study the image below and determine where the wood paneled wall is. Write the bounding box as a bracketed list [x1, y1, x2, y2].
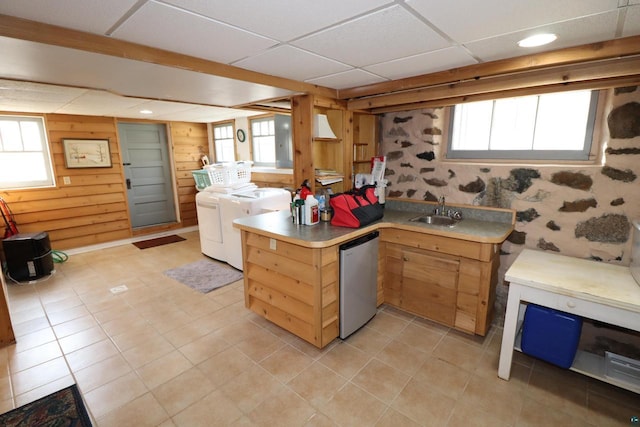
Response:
[171, 121, 208, 228]
[0, 113, 207, 251]
[251, 171, 295, 190]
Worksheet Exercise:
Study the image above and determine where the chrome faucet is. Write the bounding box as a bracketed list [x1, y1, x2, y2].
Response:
[437, 196, 446, 216]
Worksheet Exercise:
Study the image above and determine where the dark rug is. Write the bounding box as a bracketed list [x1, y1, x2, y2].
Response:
[164, 259, 243, 293]
[133, 234, 185, 249]
[0, 384, 92, 426]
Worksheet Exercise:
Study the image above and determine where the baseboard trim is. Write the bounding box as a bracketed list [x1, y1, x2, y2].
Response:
[63, 226, 199, 255]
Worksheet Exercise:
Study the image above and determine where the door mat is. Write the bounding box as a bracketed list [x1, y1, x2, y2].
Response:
[0, 384, 92, 426]
[164, 259, 243, 293]
[133, 234, 186, 249]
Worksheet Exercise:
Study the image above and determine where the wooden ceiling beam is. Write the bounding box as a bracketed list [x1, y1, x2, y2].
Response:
[348, 55, 640, 111]
[339, 35, 640, 101]
[369, 75, 640, 114]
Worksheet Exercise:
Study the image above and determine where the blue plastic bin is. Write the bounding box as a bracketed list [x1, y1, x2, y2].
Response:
[521, 304, 583, 369]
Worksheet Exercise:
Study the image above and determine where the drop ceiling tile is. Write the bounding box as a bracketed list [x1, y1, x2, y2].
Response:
[306, 69, 387, 90]
[0, 37, 294, 109]
[293, 5, 450, 67]
[0, 0, 138, 34]
[164, 0, 393, 41]
[464, 11, 619, 62]
[0, 80, 86, 103]
[111, 63, 296, 108]
[122, 99, 196, 115]
[111, 1, 277, 64]
[0, 82, 72, 113]
[364, 47, 478, 81]
[0, 36, 157, 94]
[622, 5, 640, 36]
[153, 106, 262, 123]
[55, 90, 147, 116]
[233, 45, 351, 82]
[406, 0, 620, 43]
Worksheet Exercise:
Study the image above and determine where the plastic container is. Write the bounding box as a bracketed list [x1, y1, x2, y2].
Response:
[521, 304, 583, 369]
[192, 170, 211, 191]
[304, 195, 319, 225]
[204, 161, 252, 187]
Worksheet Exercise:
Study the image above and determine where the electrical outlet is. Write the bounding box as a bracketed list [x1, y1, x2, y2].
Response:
[63, 176, 71, 185]
[269, 238, 276, 250]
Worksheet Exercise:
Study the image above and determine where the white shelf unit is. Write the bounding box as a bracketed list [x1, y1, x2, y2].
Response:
[512, 301, 640, 394]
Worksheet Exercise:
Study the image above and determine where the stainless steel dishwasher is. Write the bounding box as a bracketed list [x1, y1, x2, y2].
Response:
[339, 231, 379, 339]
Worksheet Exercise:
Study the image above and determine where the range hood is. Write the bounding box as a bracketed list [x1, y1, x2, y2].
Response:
[314, 114, 337, 139]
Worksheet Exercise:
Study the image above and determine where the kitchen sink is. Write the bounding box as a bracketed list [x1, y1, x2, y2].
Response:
[409, 214, 458, 227]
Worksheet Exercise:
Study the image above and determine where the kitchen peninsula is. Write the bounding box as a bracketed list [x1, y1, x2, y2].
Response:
[233, 200, 515, 348]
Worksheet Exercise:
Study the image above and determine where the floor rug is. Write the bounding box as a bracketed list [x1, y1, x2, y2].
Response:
[133, 234, 185, 249]
[0, 384, 92, 426]
[163, 259, 243, 293]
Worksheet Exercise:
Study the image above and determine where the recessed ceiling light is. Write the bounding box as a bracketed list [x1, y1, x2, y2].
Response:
[139, 109, 153, 114]
[517, 33, 557, 48]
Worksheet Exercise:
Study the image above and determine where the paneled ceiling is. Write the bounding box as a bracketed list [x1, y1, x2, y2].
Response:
[0, 0, 639, 122]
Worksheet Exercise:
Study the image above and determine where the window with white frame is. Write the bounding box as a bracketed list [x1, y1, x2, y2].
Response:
[250, 114, 292, 168]
[448, 90, 599, 161]
[0, 116, 55, 190]
[213, 122, 236, 162]
[251, 117, 276, 167]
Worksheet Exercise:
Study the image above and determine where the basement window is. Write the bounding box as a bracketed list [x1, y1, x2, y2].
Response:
[447, 90, 599, 161]
[251, 116, 276, 167]
[0, 116, 55, 190]
[213, 122, 236, 163]
[250, 114, 292, 169]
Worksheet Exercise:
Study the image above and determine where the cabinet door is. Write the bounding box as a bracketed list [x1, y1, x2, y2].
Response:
[383, 243, 403, 307]
[401, 249, 459, 326]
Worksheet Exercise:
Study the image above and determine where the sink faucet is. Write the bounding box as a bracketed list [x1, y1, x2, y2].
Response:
[437, 196, 446, 216]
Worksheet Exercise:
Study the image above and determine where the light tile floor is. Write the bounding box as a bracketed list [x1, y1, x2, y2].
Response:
[1, 231, 638, 426]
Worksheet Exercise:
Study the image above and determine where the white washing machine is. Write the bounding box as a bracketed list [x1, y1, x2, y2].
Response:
[220, 188, 291, 270]
[195, 183, 257, 262]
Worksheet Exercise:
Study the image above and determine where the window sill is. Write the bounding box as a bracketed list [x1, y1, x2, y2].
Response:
[251, 167, 293, 174]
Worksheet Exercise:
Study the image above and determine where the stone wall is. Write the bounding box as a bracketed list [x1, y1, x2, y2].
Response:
[379, 86, 640, 322]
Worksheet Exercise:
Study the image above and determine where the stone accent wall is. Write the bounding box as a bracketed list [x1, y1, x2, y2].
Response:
[380, 87, 640, 322]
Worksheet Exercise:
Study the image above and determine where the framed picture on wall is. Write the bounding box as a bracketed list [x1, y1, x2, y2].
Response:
[63, 139, 112, 168]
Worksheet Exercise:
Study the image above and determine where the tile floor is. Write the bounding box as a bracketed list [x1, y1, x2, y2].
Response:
[0, 230, 638, 426]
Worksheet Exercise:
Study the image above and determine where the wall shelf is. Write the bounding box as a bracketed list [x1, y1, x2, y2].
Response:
[312, 137, 341, 143]
[514, 323, 640, 394]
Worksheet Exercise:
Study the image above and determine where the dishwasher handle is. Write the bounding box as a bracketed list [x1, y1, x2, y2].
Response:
[339, 231, 379, 251]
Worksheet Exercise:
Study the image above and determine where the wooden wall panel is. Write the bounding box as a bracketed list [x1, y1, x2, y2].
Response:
[170, 122, 208, 228]
[250, 171, 294, 189]
[1, 114, 208, 250]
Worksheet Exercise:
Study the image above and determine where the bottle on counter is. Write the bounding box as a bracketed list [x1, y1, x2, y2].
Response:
[304, 195, 319, 225]
[291, 195, 303, 225]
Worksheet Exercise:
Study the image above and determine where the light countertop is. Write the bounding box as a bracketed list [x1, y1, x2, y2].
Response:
[233, 207, 514, 248]
[505, 249, 640, 313]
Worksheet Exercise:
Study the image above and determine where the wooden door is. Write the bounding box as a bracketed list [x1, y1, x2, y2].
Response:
[118, 122, 176, 228]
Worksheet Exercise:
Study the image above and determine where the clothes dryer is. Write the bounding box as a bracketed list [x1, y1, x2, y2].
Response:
[195, 189, 228, 261]
[220, 188, 291, 270]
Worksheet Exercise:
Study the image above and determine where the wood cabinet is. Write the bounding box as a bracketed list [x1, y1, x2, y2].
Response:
[241, 230, 339, 348]
[292, 94, 350, 194]
[380, 229, 499, 335]
[352, 113, 379, 177]
[291, 95, 379, 195]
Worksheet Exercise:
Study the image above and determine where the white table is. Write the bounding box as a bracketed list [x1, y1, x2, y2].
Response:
[498, 249, 640, 393]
